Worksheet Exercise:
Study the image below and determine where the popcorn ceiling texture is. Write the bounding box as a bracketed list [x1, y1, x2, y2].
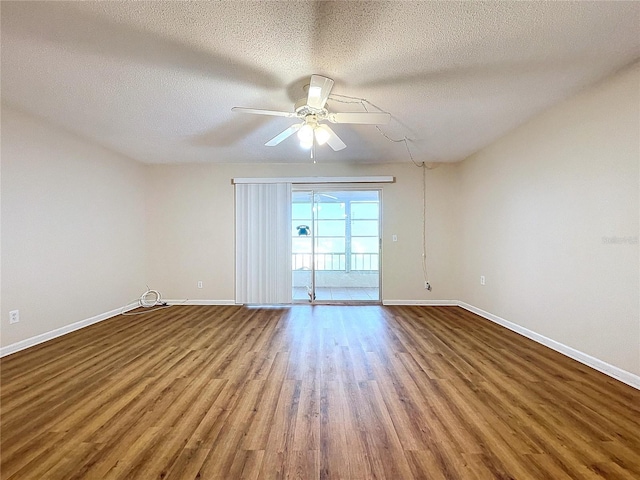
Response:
[2, 1, 639, 164]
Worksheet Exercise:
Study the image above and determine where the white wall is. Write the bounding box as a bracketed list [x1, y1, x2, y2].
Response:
[145, 162, 460, 303]
[457, 63, 640, 376]
[1, 106, 147, 348]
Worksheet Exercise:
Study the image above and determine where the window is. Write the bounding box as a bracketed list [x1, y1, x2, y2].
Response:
[350, 201, 379, 271]
[292, 194, 379, 272]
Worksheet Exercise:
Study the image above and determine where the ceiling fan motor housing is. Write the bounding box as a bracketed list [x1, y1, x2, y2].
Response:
[294, 97, 327, 119]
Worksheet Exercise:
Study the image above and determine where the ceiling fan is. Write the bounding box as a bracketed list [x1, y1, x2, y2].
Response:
[232, 75, 390, 152]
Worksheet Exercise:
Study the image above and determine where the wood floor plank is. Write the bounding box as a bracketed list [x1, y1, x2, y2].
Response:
[242, 353, 290, 451]
[263, 379, 302, 454]
[163, 447, 210, 480]
[283, 449, 319, 480]
[292, 381, 320, 451]
[2, 304, 639, 479]
[357, 379, 416, 479]
[196, 378, 265, 478]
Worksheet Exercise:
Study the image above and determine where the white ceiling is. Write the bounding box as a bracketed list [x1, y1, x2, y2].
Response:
[2, 1, 639, 165]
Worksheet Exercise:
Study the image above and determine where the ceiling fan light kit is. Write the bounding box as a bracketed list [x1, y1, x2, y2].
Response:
[232, 74, 391, 155]
[298, 122, 315, 149]
[314, 125, 331, 146]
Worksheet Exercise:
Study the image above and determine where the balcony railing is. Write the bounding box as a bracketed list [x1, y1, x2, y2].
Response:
[292, 253, 379, 271]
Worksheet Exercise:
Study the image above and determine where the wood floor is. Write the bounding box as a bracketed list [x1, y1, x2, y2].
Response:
[1, 305, 639, 479]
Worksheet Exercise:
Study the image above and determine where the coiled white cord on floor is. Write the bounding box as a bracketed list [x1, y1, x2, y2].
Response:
[121, 287, 169, 316]
[139, 288, 162, 308]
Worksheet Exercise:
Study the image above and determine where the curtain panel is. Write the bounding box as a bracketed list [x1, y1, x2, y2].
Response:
[235, 182, 292, 304]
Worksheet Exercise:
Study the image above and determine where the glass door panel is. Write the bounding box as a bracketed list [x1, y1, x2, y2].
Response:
[292, 189, 381, 303]
[292, 191, 314, 301]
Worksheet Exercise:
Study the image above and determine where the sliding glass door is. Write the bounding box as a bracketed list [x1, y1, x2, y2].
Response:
[292, 190, 381, 303]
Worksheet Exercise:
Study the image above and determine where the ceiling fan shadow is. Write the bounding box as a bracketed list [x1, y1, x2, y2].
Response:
[188, 115, 273, 148]
[310, 1, 390, 73]
[354, 56, 621, 90]
[1, 2, 281, 90]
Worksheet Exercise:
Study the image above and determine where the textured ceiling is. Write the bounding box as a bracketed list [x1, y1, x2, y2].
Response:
[2, 1, 639, 164]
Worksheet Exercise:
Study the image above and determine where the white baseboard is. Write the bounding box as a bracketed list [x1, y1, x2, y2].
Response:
[382, 299, 458, 306]
[0, 302, 138, 358]
[163, 299, 236, 306]
[457, 301, 640, 390]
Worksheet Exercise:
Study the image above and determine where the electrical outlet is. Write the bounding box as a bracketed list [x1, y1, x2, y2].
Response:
[197, 281, 203, 289]
[9, 310, 19, 324]
[424, 281, 432, 291]
[392, 234, 398, 242]
[480, 275, 486, 285]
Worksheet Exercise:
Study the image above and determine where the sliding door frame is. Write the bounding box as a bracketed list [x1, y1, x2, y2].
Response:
[292, 185, 383, 305]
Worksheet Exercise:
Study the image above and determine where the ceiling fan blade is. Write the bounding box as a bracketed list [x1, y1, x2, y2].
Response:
[327, 112, 391, 125]
[232, 107, 297, 118]
[307, 75, 334, 110]
[322, 125, 347, 151]
[265, 124, 302, 146]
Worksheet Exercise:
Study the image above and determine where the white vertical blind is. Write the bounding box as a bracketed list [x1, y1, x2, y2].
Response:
[235, 183, 292, 304]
